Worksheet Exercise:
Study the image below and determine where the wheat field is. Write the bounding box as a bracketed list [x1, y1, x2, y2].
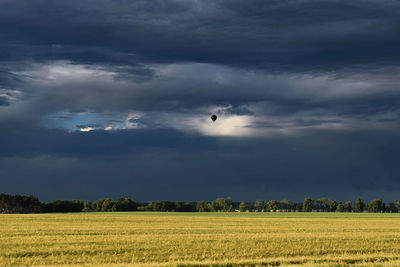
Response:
[1, 212, 400, 266]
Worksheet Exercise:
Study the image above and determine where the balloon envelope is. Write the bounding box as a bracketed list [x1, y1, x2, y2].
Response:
[211, 114, 217, 122]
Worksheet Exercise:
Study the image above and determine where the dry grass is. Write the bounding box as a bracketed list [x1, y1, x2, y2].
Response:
[1, 212, 400, 266]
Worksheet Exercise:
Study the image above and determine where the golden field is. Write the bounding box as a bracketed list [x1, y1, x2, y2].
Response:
[1, 212, 400, 266]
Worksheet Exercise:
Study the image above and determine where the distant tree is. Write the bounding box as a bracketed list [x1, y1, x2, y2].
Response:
[101, 198, 114, 211]
[368, 199, 383, 213]
[210, 197, 234, 212]
[185, 202, 197, 212]
[388, 202, 398, 213]
[354, 198, 365, 213]
[316, 198, 331, 212]
[112, 198, 138, 211]
[336, 202, 345, 212]
[239, 202, 247, 212]
[4, 193, 399, 214]
[280, 199, 288, 211]
[175, 202, 196, 212]
[207, 203, 213, 211]
[295, 203, 302, 212]
[210, 198, 223, 212]
[225, 197, 234, 211]
[175, 202, 183, 211]
[196, 201, 210, 212]
[71, 200, 84, 211]
[94, 199, 106, 211]
[254, 200, 266, 212]
[143, 202, 154, 211]
[153, 201, 176, 211]
[393, 200, 400, 212]
[344, 201, 353, 212]
[246, 203, 255, 212]
[329, 200, 338, 212]
[82, 201, 94, 212]
[267, 200, 280, 212]
[0, 194, 41, 214]
[395, 200, 400, 209]
[41, 200, 83, 213]
[303, 198, 314, 212]
[281, 199, 295, 211]
[215, 198, 226, 211]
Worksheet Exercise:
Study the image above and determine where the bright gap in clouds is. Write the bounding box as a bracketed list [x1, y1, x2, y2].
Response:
[79, 127, 94, 132]
[44, 111, 127, 132]
[44, 110, 257, 137]
[31, 61, 400, 137]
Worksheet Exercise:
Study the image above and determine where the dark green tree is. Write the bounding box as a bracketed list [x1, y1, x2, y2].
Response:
[254, 200, 266, 212]
[316, 198, 331, 212]
[153, 201, 176, 211]
[175, 202, 196, 212]
[144, 202, 154, 211]
[280, 199, 288, 211]
[368, 199, 383, 213]
[295, 203, 302, 212]
[246, 203, 255, 211]
[239, 202, 247, 212]
[94, 199, 106, 211]
[0, 194, 41, 213]
[112, 198, 138, 211]
[329, 200, 338, 212]
[281, 199, 295, 211]
[210, 197, 234, 212]
[42, 200, 83, 212]
[354, 198, 365, 213]
[395, 200, 400, 209]
[388, 202, 398, 213]
[196, 201, 210, 212]
[101, 198, 114, 211]
[302, 198, 314, 212]
[225, 197, 234, 211]
[344, 201, 352, 212]
[82, 201, 94, 212]
[267, 200, 280, 212]
[336, 202, 345, 212]
[210, 198, 225, 211]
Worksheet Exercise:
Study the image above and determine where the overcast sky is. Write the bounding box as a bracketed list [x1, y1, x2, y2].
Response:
[1, 0, 400, 202]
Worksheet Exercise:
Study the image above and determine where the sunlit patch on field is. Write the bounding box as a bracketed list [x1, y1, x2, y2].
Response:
[1, 213, 400, 266]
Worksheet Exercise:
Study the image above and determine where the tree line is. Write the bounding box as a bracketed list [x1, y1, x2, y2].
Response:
[238, 197, 399, 213]
[1, 193, 399, 214]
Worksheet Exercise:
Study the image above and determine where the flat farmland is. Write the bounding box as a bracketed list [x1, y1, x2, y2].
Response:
[1, 212, 400, 266]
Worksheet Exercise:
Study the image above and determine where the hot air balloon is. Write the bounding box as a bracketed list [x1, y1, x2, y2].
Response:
[211, 114, 217, 122]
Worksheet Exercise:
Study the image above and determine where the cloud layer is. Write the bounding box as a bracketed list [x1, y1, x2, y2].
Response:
[1, 0, 400, 201]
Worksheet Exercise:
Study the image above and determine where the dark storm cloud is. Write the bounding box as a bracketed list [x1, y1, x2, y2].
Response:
[1, 128, 400, 202]
[1, 0, 400, 119]
[0, 96, 10, 106]
[0, 128, 211, 158]
[0, 69, 25, 88]
[1, 0, 400, 71]
[1, 0, 400, 201]
[127, 118, 140, 123]
[216, 105, 254, 116]
[5, 61, 399, 129]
